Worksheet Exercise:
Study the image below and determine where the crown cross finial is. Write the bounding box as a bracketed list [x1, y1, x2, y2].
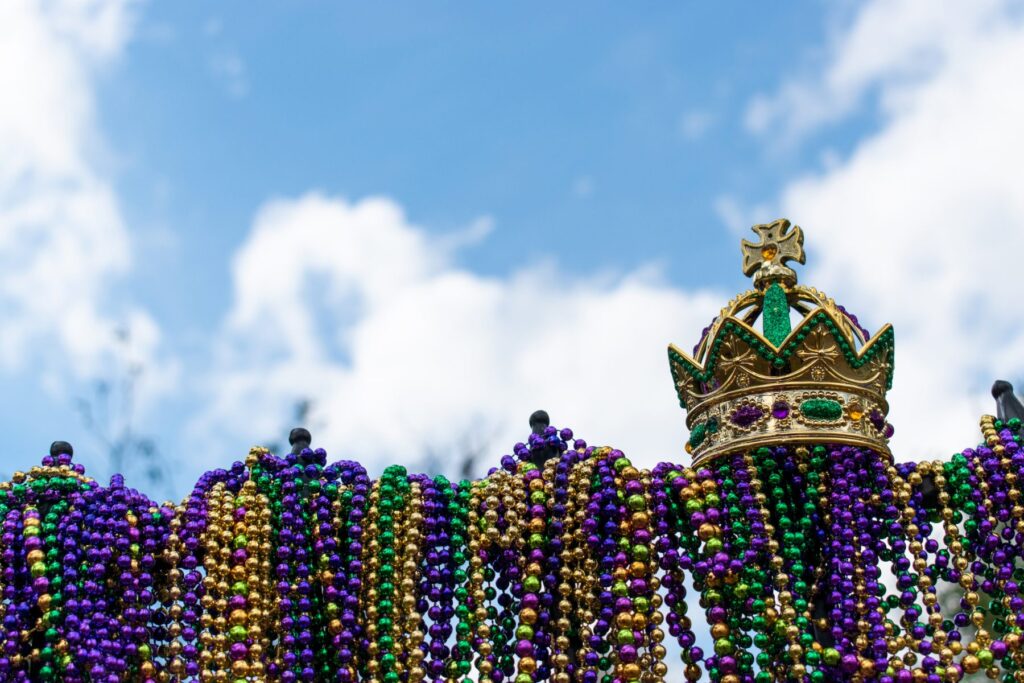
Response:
[741, 218, 806, 290]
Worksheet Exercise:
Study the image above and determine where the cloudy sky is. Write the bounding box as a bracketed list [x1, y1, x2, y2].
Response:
[2, 0, 1022, 499]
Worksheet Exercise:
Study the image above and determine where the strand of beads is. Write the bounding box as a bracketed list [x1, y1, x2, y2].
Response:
[465, 475, 495, 683]
[584, 447, 621, 683]
[396, 476, 427, 683]
[650, 462, 700, 683]
[363, 465, 410, 683]
[71, 473, 141, 680]
[514, 454, 551, 683]
[568, 443, 603, 683]
[270, 447, 321, 681]
[612, 451, 659, 683]
[51, 466, 91, 682]
[321, 459, 370, 683]
[164, 466, 230, 679]
[197, 456, 273, 681]
[418, 474, 450, 683]
[0, 491, 30, 681]
[114, 477, 171, 681]
[546, 434, 583, 683]
[311, 458, 344, 683]
[631, 457, 667, 683]
[740, 451, 782, 683]
[447, 477, 477, 683]
[656, 462, 706, 682]
[887, 459, 943, 681]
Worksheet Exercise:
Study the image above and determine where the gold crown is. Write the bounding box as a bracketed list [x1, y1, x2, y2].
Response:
[668, 219, 895, 466]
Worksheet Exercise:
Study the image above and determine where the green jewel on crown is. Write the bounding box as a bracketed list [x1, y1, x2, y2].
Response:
[667, 219, 895, 465]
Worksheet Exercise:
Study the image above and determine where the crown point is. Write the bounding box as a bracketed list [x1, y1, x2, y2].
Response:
[740, 218, 806, 290]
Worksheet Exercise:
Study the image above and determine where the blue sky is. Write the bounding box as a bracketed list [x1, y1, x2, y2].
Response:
[111, 1, 836, 314]
[3, 0, 1024, 499]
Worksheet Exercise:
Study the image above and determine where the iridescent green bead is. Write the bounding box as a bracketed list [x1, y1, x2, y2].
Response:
[515, 625, 534, 640]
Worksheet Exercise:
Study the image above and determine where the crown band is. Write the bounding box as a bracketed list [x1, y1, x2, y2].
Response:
[684, 386, 892, 467]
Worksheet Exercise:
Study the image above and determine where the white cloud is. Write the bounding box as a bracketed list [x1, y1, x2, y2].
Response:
[572, 176, 595, 198]
[203, 16, 223, 38]
[745, 0, 1010, 143]
[210, 51, 248, 98]
[0, 0, 174, 413]
[678, 109, 713, 140]
[195, 193, 722, 481]
[748, 0, 1024, 458]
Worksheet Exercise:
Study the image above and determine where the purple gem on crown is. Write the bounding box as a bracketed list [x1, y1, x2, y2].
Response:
[730, 404, 764, 427]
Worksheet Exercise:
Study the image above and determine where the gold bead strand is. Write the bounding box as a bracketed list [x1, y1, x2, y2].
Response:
[360, 477, 384, 682]
[162, 500, 187, 679]
[198, 481, 231, 681]
[546, 451, 581, 683]
[638, 466, 667, 683]
[567, 451, 599, 683]
[465, 476, 495, 683]
[398, 479, 427, 683]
